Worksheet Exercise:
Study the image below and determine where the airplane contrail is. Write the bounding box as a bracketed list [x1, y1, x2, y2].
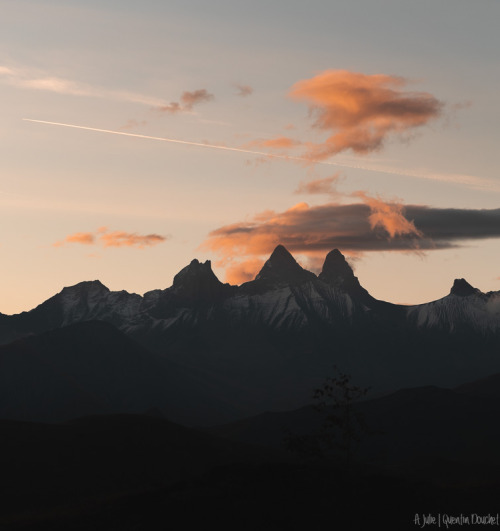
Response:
[21, 118, 411, 175]
[22, 118, 499, 192]
[23, 118, 341, 167]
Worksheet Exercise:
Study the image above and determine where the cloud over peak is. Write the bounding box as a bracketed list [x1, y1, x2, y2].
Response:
[203, 200, 500, 283]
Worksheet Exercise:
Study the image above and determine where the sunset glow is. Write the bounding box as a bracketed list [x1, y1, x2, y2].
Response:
[0, 1, 498, 313]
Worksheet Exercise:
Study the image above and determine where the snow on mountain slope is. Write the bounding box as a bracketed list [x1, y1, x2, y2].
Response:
[407, 279, 500, 334]
[1, 247, 499, 347]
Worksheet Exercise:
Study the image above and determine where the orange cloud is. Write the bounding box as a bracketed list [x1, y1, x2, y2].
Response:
[354, 192, 423, 239]
[225, 258, 265, 285]
[246, 136, 301, 151]
[100, 231, 166, 248]
[66, 232, 95, 245]
[54, 228, 168, 249]
[203, 198, 431, 271]
[294, 174, 341, 196]
[203, 201, 500, 285]
[53, 232, 95, 247]
[289, 70, 443, 158]
[204, 202, 500, 278]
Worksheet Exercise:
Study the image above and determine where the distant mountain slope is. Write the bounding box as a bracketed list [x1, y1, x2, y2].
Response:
[0, 321, 254, 425]
[206, 374, 500, 468]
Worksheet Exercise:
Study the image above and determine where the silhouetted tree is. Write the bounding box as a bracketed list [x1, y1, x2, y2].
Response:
[284, 366, 369, 468]
[313, 366, 369, 468]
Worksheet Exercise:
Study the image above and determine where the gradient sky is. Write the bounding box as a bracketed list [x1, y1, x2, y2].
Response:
[1, 0, 499, 314]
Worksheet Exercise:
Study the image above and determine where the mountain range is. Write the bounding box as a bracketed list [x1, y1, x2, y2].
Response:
[1, 245, 499, 425]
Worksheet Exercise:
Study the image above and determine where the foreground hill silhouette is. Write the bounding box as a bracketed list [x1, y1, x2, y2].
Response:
[207, 377, 500, 468]
[2, 381, 500, 530]
[0, 413, 284, 529]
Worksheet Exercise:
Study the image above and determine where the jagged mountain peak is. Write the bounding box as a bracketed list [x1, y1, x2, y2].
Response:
[173, 259, 220, 288]
[319, 249, 360, 289]
[60, 280, 110, 297]
[172, 258, 231, 302]
[255, 245, 316, 284]
[450, 278, 480, 297]
[317, 249, 377, 306]
[319, 249, 355, 284]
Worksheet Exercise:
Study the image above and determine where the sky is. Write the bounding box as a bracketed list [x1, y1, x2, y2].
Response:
[1, 0, 499, 314]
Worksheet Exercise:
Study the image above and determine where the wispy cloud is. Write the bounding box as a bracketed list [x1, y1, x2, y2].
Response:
[100, 230, 167, 248]
[54, 227, 168, 249]
[157, 88, 214, 113]
[243, 136, 300, 153]
[246, 136, 301, 151]
[181, 89, 214, 108]
[53, 232, 95, 247]
[294, 174, 341, 196]
[234, 84, 253, 97]
[120, 119, 148, 130]
[289, 69, 443, 158]
[0, 63, 167, 106]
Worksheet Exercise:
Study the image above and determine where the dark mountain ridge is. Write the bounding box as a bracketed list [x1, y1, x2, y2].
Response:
[1, 245, 496, 336]
[0, 246, 499, 425]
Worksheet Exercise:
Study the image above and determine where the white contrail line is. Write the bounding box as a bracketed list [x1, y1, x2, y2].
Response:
[22, 118, 499, 192]
[23, 118, 339, 167]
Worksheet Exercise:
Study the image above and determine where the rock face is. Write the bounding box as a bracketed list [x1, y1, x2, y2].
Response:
[319, 249, 356, 287]
[0, 245, 499, 426]
[450, 278, 480, 297]
[172, 259, 234, 303]
[255, 245, 316, 285]
[2, 245, 497, 339]
[1, 244, 500, 347]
